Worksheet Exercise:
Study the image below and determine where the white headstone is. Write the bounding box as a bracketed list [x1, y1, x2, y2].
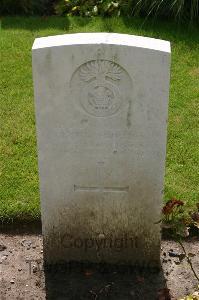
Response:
[32, 33, 171, 267]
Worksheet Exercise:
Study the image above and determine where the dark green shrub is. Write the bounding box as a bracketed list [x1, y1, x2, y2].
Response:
[54, 0, 199, 22]
[122, 0, 199, 22]
[0, 0, 54, 15]
[54, 0, 121, 17]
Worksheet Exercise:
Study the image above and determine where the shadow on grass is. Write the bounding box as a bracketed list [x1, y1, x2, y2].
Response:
[1, 16, 92, 31]
[1, 16, 70, 31]
[44, 261, 167, 300]
[2, 16, 198, 47]
[120, 16, 199, 46]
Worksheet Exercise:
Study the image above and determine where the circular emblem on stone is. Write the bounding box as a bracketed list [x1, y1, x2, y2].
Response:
[71, 60, 132, 117]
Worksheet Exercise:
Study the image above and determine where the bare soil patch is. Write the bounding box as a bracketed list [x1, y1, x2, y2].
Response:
[0, 231, 199, 299]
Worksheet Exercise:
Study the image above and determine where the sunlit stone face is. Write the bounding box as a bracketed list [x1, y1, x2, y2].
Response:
[32, 33, 171, 266]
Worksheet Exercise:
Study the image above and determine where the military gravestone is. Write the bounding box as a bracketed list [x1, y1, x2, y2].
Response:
[32, 33, 171, 266]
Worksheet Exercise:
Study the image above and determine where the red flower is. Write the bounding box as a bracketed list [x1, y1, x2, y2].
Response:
[162, 198, 184, 215]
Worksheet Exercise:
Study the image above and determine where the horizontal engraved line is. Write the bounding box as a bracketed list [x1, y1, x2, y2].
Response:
[74, 185, 129, 193]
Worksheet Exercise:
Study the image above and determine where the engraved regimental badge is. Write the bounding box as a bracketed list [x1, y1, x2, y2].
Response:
[71, 60, 132, 117]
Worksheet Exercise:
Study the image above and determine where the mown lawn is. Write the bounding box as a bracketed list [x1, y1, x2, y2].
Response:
[0, 17, 198, 223]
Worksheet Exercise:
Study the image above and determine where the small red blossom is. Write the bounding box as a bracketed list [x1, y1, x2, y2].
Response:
[162, 198, 184, 215]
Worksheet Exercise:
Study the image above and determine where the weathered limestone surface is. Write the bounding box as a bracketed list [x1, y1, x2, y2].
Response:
[32, 33, 171, 266]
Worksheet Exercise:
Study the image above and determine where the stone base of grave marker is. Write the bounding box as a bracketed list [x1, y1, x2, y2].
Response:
[32, 33, 171, 267]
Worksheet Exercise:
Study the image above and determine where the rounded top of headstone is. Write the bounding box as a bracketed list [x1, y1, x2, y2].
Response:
[32, 32, 170, 54]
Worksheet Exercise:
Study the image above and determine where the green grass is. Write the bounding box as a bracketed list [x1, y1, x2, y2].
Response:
[0, 17, 199, 223]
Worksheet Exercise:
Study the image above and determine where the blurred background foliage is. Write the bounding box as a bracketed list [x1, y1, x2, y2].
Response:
[0, 0, 198, 23]
[0, 0, 54, 15]
[54, 0, 199, 23]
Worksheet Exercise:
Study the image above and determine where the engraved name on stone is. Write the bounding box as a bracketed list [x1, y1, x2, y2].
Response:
[51, 128, 146, 154]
